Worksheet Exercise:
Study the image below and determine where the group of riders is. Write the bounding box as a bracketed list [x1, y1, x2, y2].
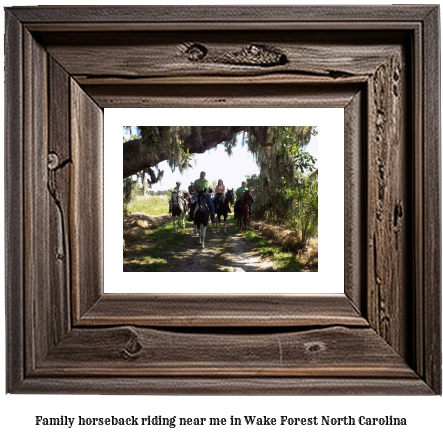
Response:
[169, 171, 253, 223]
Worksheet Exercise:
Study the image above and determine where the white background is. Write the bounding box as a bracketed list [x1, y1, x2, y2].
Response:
[1, 1, 442, 438]
[108, 108, 343, 293]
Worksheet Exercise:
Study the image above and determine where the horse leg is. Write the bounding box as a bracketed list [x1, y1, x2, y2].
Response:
[199, 225, 204, 247]
[201, 225, 206, 248]
[224, 215, 227, 233]
[182, 203, 187, 228]
[173, 216, 177, 233]
[238, 212, 244, 232]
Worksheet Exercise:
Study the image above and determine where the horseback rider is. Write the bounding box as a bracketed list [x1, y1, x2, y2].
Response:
[213, 179, 225, 209]
[234, 181, 253, 218]
[188, 171, 216, 222]
[188, 181, 195, 197]
[169, 180, 184, 213]
[213, 179, 232, 214]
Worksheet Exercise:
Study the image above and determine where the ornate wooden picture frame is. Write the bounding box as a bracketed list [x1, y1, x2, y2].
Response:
[5, 6, 441, 394]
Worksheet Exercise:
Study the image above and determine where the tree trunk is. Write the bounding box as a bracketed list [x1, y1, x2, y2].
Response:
[142, 170, 146, 196]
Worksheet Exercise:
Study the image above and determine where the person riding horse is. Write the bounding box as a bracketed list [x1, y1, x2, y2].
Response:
[170, 189, 189, 233]
[188, 181, 195, 197]
[234, 181, 253, 218]
[169, 180, 183, 213]
[213, 179, 231, 213]
[188, 171, 216, 223]
[193, 190, 210, 248]
[215, 188, 235, 233]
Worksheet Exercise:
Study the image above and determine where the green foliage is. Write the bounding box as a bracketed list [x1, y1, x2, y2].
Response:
[290, 178, 318, 243]
[179, 144, 195, 170]
[246, 171, 318, 244]
[242, 126, 318, 242]
[259, 126, 317, 185]
[130, 126, 195, 173]
[126, 126, 316, 181]
[124, 126, 319, 244]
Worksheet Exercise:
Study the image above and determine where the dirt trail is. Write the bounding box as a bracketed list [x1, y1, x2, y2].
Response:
[171, 223, 274, 272]
[124, 214, 274, 272]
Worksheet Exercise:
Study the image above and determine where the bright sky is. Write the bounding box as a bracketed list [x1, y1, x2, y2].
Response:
[125, 131, 318, 191]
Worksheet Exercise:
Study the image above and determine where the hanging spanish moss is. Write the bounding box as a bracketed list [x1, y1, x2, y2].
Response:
[123, 126, 317, 189]
[123, 125, 318, 239]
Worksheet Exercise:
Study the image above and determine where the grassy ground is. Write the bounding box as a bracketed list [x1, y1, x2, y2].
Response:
[124, 220, 240, 272]
[126, 195, 169, 216]
[123, 196, 313, 272]
[243, 228, 302, 272]
[124, 222, 189, 272]
[124, 214, 304, 272]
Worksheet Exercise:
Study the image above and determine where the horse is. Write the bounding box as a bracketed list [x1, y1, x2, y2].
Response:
[215, 189, 235, 233]
[183, 192, 192, 207]
[193, 190, 210, 248]
[237, 190, 255, 232]
[170, 190, 188, 233]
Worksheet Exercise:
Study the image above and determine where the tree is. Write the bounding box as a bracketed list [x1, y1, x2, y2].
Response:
[244, 127, 318, 237]
[123, 126, 317, 184]
[246, 126, 317, 189]
[123, 126, 247, 179]
[124, 126, 318, 235]
[124, 134, 152, 200]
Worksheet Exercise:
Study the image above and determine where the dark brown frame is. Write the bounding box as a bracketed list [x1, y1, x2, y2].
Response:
[5, 6, 441, 394]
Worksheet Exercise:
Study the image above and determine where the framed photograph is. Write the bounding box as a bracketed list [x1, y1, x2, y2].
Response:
[113, 108, 342, 291]
[5, 5, 440, 394]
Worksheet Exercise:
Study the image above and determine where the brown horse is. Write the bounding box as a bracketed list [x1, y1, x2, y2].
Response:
[237, 190, 254, 232]
[183, 192, 192, 206]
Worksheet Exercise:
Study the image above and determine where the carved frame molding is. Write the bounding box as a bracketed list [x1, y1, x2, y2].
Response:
[5, 6, 441, 394]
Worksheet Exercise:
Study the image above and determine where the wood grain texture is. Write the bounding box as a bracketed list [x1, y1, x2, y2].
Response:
[366, 50, 409, 358]
[42, 33, 400, 80]
[4, 10, 24, 393]
[70, 80, 104, 320]
[23, 29, 50, 372]
[48, 58, 72, 346]
[412, 15, 425, 382]
[12, 376, 434, 396]
[82, 83, 361, 109]
[9, 5, 437, 23]
[422, 6, 442, 394]
[4, 5, 441, 395]
[37, 326, 415, 378]
[79, 294, 367, 327]
[344, 90, 366, 314]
